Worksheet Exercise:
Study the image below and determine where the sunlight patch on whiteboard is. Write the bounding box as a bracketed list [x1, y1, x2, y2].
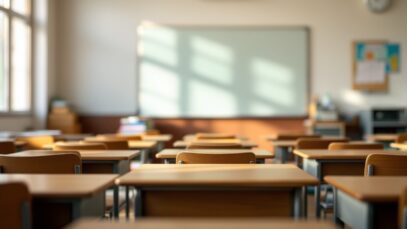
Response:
[251, 58, 295, 108]
[140, 62, 180, 115]
[189, 79, 237, 116]
[190, 36, 234, 85]
[139, 26, 178, 66]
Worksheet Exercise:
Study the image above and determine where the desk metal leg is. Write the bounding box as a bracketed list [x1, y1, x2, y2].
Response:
[315, 185, 321, 218]
[293, 188, 302, 219]
[256, 158, 266, 164]
[140, 150, 149, 164]
[134, 188, 143, 218]
[303, 186, 308, 218]
[156, 142, 164, 152]
[333, 188, 344, 227]
[113, 186, 119, 218]
[275, 146, 290, 164]
[125, 186, 130, 219]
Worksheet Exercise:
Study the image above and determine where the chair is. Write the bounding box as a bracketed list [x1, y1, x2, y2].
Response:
[396, 134, 407, 143]
[0, 182, 31, 229]
[176, 152, 256, 164]
[276, 134, 320, 140]
[365, 154, 407, 176]
[400, 187, 407, 229]
[187, 142, 244, 149]
[84, 137, 129, 150]
[0, 152, 81, 174]
[0, 140, 16, 154]
[195, 133, 237, 140]
[328, 142, 384, 150]
[295, 138, 349, 149]
[53, 141, 107, 150]
[16, 135, 54, 150]
[98, 134, 142, 141]
[144, 129, 160, 136]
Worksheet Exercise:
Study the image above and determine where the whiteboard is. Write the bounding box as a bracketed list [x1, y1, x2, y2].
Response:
[138, 25, 309, 118]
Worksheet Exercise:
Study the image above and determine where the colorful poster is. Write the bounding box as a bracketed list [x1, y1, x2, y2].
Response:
[355, 42, 387, 61]
[387, 43, 400, 73]
[355, 42, 401, 74]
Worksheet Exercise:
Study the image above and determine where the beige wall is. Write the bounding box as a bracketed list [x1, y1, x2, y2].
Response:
[54, 0, 407, 116]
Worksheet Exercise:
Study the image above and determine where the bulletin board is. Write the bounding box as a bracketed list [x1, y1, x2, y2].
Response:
[352, 40, 389, 92]
[352, 40, 401, 92]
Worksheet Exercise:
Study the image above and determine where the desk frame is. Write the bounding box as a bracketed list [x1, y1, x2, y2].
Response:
[162, 158, 266, 164]
[332, 189, 374, 229]
[132, 186, 306, 219]
[302, 159, 365, 218]
[82, 160, 130, 218]
[274, 145, 293, 164]
[32, 191, 105, 228]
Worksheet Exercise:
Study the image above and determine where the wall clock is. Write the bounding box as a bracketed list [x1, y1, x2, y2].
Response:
[365, 0, 392, 13]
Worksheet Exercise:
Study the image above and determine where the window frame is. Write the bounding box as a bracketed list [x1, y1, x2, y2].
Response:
[0, 0, 33, 116]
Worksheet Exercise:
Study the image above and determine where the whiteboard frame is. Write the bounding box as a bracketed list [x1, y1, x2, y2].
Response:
[136, 24, 311, 119]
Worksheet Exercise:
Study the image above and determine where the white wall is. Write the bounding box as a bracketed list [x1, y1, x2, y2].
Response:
[54, 0, 407, 116]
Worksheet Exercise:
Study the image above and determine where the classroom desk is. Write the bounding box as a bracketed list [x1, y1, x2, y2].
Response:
[54, 134, 94, 142]
[183, 134, 249, 141]
[0, 139, 27, 151]
[66, 218, 337, 229]
[367, 134, 398, 148]
[269, 140, 297, 164]
[156, 149, 274, 164]
[269, 137, 348, 164]
[325, 176, 407, 229]
[142, 135, 172, 155]
[12, 150, 139, 173]
[43, 141, 156, 163]
[173, 140, 258, 149]
[12, 150, 139, 218]
[142, 134, 172, 143]
[293, 149, 404, 218]
[128, 140, 158, 163]
[390, 142, 407, 151]
[0, 174, 116, 229]
[14, 140, 27, 151]
[116, 164, 318, 219]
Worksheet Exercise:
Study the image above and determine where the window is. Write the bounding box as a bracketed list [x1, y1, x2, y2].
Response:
[0, 0, 32, 114]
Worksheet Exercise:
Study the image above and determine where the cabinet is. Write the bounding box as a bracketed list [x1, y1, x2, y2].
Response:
[364, 108, 407, 135]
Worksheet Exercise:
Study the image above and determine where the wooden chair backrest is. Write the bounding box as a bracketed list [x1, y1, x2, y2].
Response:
[176, 152, 256, 164]
[98, 134, 142, 141]
[0, 152, 81, 174]
[144, 129, 161, 136]
[195, 133, 237, 140]
[0, 141, 16, 154]
[328, 142, 384, 150]
[295, 138, 349, 149]
[53, 142, 107, 150]
[16, 135, 54, 150]
[276, 134, 320, 140]
[396, 134, 407, 143]
[187, 142, 245, 149]
[400, 187, 407, 229]
[365, 154, 407, 176]
[0, 182, 31, 229]
[84, 137, 129, 150]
